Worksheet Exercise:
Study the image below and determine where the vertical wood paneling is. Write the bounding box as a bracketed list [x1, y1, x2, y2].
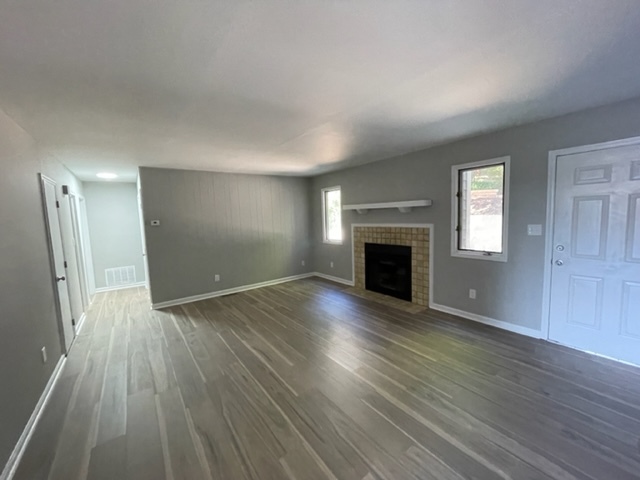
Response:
[139, 168, 311, 304]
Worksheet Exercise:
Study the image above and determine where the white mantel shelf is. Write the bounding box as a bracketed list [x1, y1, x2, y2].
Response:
[342, 200, 432, 214]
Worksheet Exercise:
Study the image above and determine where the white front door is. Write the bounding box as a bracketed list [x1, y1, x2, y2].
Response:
[41, 175, 75, 353]
[549, 143, 640, 364]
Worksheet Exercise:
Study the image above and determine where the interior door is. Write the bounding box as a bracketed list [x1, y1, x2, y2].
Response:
[69, 193, 90, 310]
[549, 144, 640, 364]
[41, 175, 75, 352]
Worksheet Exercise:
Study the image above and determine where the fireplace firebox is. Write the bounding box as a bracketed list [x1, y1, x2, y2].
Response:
[364, 243, 412, 301]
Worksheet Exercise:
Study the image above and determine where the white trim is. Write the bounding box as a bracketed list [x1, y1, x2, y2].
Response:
[312, 272, 355, 286]
[350, 223, 434, 307]
[548, 340, 640, 367]
[75, 312, 87, 336]
[430, 303, 543, 339]
[321, 185, 343, 244]
[151, 273, 315, 309]
[542, 135, 640, 342]
[1, 355, 67, 480]
[68, 193, 92, 311]
[451, 156, 510, 262]
[343, 200, 432, 214]
[95, 281, 146, 293]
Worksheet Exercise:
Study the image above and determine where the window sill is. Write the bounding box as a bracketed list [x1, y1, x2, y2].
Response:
[323, 240, 343, 245]
[451, 250, 508, 263]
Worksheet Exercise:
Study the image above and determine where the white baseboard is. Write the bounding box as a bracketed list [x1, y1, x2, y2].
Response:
[95, 281, 146, 293]
[312, 272, 355, 286]
[546, 339, 640, 367]
[1, 355, 67, 480]
[75, 313, 87, 336]
[429, 302, 543, 339]
[151, 273, 315, 309]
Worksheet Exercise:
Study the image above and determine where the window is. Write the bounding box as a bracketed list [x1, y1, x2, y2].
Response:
[322, 186, 342, 244]
[452, 156, 510, 262]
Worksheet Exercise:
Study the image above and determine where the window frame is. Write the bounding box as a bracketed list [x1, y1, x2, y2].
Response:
[451, 156, 510, 262]
[322, 185, 343, 245]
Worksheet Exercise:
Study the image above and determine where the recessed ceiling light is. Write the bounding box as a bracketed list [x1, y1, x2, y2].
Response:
[96, 172, 118, 179]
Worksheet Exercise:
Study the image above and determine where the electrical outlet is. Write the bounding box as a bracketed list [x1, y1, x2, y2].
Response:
[330, 261, 334, 268]
[214, 274, 220, 282]
[301, 260, 305, 266]
[41, 346, 47, 364]
[469, 289, 476, 299]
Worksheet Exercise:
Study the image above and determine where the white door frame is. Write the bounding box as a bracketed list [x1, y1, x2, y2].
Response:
[541, 135, 640, 346]
[137, 174, 150, 289]
[68, 192, 91, 310]
[78, 197, 96, 295]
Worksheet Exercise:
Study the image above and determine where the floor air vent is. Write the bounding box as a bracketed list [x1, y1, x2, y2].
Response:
[105, 265, 136, 287]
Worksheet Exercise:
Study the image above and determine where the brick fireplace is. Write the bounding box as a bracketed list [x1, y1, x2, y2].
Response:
[353, 225, 430, 306]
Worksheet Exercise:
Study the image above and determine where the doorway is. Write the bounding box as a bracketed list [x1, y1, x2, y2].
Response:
[544, 137, 640, 365]
[40, 175, 75, 353]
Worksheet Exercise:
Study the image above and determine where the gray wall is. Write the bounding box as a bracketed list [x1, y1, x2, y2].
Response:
[0, 107, 84, 469]
[139, 167, 311, 305]
[84, 182, 146, 289]
[312, 97, 640, 331]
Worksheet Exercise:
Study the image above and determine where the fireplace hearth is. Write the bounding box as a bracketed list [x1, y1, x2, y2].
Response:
[365, 243, 412, 301]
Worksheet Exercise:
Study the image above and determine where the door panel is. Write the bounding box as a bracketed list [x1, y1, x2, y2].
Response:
[574, 164, 612, 185]
[549, 144, 640, 364]
[41, 176, 75, 353]
[626, 194, 640, 262]
[621, 281, 640, 338]
[631, 160, 640, 180]
[571, 196, 609, 259]
[567, 275, 603, 329]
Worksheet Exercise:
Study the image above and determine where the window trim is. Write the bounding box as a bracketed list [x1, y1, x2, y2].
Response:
[322, 185, 343, 245]
[451, 156, 510, 262]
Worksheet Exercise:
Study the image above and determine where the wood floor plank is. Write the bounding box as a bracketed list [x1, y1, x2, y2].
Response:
[146, 337, 177, 394]
[156, 387, 207, 480]
[125, 389, 165, 480]
[86, 435, 126, 480]
[214, 375, 291, 479]
[95, 330, 128, 446]
[187, 395, 251, 480]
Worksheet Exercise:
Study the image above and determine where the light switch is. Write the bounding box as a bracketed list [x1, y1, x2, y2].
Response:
[527, 224, 542, 236]
[150, 220, 160, 227]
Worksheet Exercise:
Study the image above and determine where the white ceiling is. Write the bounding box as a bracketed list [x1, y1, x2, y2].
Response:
[1, 1, 640, 182]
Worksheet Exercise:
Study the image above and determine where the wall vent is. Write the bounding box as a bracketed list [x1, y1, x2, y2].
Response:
[105, 265, 136, 287]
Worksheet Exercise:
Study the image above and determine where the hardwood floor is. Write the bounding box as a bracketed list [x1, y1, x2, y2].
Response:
[13, 278, 640, 480]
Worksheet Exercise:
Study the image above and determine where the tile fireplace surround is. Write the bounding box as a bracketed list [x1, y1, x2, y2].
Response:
[353, 225, 430, 306]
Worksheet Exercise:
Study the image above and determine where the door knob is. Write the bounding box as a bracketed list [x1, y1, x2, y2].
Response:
[56, 275, 66, 282]
[555, 260, 564, 266]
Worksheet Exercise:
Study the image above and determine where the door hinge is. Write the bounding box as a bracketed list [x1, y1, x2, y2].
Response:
[56, 200, 60, 208]
[64, 260, 68, 268]
[71, 318, 76, 326]
[455, 225, 461, 232]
